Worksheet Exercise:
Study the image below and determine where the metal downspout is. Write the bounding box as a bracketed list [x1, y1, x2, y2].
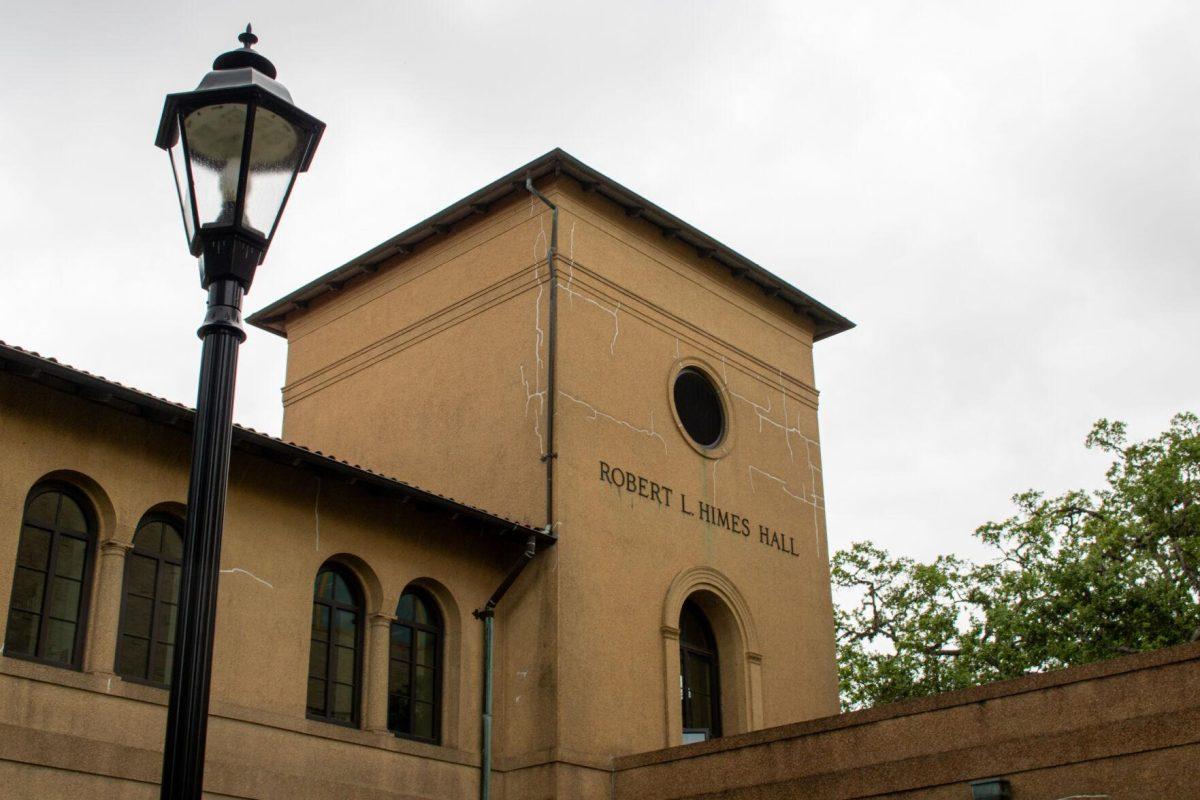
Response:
[472, 176, 557, 800]
[474, 535, 538, 800]
[526, 175, 558, 529]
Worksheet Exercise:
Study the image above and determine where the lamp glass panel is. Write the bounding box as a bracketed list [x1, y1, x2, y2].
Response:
[182, 103, 248, 229]
[242, 107, 304, 238]
[167, 133, 195, 242]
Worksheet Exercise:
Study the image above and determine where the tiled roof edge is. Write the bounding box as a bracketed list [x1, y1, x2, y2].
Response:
[0, 341, 551, 545]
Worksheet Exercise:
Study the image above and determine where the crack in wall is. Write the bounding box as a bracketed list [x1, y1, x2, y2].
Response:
[566, 221, 577, 293]
[721, 357, 825, 510]
[748, 464, 824, 556]
[519, 363, 546, 454]
[313, 477, 321, 552]
[559, 389, 668, 451]
[220, 567, 274, 589]
[559, 272, 621, 355]
[519, 208, 549, 456]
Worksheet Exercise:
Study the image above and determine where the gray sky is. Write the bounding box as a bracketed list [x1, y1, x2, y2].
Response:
[2, 1, 1196, 564]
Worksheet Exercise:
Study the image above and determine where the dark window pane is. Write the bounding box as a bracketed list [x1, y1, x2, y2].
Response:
[333, 609, 356, 647]
[54, 536, 88, 580]
[332, 573, 353, 605]
[124, 595, 154, 638]
[5, 610, 40, 656]
[154, 602, 177, 643]
[395, 593, 414, 621]
[390, 624, 411, 662]
[308, 641, 327, 679]
[118, 634, 150, 678]
[159, 564, 181, 603]
[310, 564, 362, 724]
[687, 654, 713, 697]
[127, 554, 157, 597]
[413, 701, 434, 739]
[149, 642, 174, 685]
[16, 527, 51, 570]
[307, 677, 326, 714]
[311, 605, 329, 642]
[391, 695, 410, 733]
[56, 495, 87, 533]
[333, 645, 355, 684]
[416, 631, 436, 667]
[332, 683, 353, 720]
[134, 521, 162, 554]
[43, 618, 76, 664]
[680, 603, 715, 652]
[48, 577, 82, 622]
[314, 570, 334, 600]
[691, 695, 712, 730]
[680, 601, 720, 739]
[161, 525, 183, 560]
[412, 594, 431, 625]
[10, 567, 46, 613]
[388, 659, 410, 695]
[414, 665, 435, 703]
[25, 492, 59, 527]
[673, 368, 725, 448]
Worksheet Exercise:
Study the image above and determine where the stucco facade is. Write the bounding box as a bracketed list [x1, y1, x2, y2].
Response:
[0, 151, 850, 798]
[1, 149, 1187, 800]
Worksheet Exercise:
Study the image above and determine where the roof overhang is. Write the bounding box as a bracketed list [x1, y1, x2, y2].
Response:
[0, 342, 552, 548]
[246, 148, 855, 341]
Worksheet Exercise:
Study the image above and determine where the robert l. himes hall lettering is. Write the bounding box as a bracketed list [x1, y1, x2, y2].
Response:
[598, 461, 800, 558]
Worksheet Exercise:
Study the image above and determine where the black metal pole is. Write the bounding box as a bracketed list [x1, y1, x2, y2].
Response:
[160, 277, 247, 800]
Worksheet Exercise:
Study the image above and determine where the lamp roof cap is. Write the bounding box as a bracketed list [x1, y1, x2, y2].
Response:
[211, 24, 277, 79]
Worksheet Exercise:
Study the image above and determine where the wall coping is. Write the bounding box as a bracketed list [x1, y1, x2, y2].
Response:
[614, 639, 1200, 770]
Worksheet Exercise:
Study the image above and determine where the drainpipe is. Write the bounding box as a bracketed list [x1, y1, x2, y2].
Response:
[525, 175, 558, 529]
[473, 534, 538, 800]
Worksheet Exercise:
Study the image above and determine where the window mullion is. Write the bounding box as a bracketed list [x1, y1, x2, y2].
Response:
[37, 528, 62, 659]
[324, 601, 336, 718]
[147, 554, 162, 680]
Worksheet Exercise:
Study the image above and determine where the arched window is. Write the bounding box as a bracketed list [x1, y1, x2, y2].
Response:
[308, 563, 363, 726]
[4, 484, 96, 668]
[115, 515, 183, 685]
[680, 599, 721, 743]
[388, 587, 442, 743]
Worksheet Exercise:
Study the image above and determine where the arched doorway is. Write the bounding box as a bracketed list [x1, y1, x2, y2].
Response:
[680, 598, 721, 743]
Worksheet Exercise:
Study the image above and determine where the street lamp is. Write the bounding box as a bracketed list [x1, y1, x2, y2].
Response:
[154, 25, 324, 800]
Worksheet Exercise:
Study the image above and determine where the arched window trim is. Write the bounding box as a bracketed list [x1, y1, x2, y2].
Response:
[389, 585, 443, 744]
[661, 566, 764, 745]
[307, 561, 364, 728]
[3, 482, 98, 670]
[115, 512, 184, 688]
[680, 599, 722, 741]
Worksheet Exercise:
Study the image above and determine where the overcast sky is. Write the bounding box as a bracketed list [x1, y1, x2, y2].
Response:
[2, 1, 1196, 564]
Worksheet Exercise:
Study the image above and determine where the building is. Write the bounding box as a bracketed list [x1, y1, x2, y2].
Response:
[0, 149, 853, 798]
[7, 149, 1191, 799]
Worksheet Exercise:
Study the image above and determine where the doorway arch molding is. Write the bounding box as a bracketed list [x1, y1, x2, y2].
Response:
[660, 566, 764, 746]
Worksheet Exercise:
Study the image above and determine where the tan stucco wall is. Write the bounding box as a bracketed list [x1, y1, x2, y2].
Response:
[270, 175, 841, 794]
[278, 193, 554, 530]
[0, 374, 526, 797]
[546, 180, 839, 763]
[1, 171, 842, 797]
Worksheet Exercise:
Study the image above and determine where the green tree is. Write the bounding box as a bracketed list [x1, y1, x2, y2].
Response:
[834, 412, 1200, 711]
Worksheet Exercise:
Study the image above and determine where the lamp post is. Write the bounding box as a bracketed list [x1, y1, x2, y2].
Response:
[154, 26, 324, 799]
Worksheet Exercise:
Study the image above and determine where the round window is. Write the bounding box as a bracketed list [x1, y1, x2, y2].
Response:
[672, 367, 725, 448]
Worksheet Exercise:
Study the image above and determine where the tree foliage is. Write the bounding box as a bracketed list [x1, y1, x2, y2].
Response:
[833, 413, 1200, 710]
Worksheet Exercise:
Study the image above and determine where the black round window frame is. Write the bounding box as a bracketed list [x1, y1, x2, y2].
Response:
[669, 363, 731, 457]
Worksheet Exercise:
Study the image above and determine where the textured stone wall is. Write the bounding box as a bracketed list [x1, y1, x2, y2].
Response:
[613, 641, 1200, 800]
